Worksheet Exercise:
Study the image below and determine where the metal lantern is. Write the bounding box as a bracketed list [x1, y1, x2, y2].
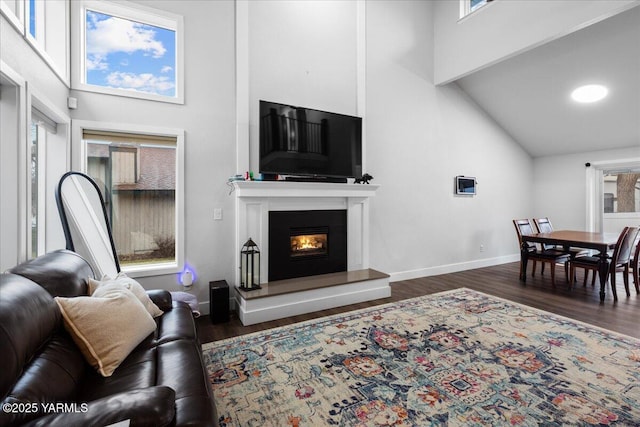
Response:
[240, 238, 261, 290]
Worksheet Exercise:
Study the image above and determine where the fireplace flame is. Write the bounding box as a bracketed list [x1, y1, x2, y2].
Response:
[291, 234, 327, 255]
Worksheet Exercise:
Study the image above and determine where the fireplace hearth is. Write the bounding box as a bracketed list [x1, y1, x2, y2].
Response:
[269, 210, 347, 281]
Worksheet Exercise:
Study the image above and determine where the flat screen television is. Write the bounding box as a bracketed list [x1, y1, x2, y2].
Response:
[259, 100, 362, 180]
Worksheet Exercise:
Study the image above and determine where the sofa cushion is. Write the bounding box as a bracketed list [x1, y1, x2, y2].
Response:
[0, 273, 87, 426]
[88, 273, 164, 318]
[147, 289, 173, 312]
[156, 339, 217, 426]
[21, 386, 176, 427]
[55, 285, 156, 377]
[153, 301, 198, 344]
[0, 275, 61, 399]
[7, 249, 92, 297]
[157, 339, 212, 400]
[78, 348, 157, 401]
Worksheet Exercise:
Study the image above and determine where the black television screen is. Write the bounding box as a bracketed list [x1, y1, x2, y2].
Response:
[259, 100, 362, 179]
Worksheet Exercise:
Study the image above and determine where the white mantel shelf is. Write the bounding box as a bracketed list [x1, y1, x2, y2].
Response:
[232, 180, 380, 198]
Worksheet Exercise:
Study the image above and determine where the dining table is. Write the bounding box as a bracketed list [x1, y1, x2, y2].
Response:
[520, 230, 620, 302]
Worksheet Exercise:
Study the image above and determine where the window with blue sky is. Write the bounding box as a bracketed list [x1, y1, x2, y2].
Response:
[461, 0, 491, 17]
[84, 9, 176, 98]
[470, 0, 486, 10]
[29, 0, 36, 37]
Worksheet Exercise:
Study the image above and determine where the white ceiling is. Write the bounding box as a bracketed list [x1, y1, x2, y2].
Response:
[456, 5, 640, 158]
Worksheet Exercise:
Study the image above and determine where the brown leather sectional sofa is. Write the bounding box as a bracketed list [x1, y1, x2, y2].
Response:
[0, 250, 217, 427]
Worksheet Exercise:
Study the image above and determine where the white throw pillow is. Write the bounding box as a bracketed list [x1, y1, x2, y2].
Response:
[88, 273, 164, 318]
[55, 286, 156, 377]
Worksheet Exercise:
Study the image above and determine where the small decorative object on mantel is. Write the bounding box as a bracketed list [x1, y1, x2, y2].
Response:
[239, 238, 261, 290]
[354, 173, 373, 184]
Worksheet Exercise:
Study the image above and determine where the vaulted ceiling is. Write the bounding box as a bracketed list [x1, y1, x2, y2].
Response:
[456, 5, 640, 158]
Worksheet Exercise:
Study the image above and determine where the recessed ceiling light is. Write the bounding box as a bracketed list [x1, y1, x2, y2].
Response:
[571, 84, 608, 103]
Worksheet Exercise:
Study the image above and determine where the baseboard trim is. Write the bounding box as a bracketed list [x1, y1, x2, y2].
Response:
[389, 254, 520, 283]
[199, 255, 519, 317]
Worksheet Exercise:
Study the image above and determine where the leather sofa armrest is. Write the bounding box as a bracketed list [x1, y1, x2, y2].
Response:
[22, 386, 176, 427]
[147, 289, 173, 312]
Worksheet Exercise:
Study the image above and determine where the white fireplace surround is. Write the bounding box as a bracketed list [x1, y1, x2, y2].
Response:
[233, 181, 379, 282]
[232, 181, 385, 324]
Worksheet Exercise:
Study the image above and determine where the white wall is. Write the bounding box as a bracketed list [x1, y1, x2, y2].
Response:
[366, 1, 532, 281]
[433, 0, 638, 84]
[246, 0, 359, 170]
[67, 0, 238, 308]
[533, 146, 640, 230]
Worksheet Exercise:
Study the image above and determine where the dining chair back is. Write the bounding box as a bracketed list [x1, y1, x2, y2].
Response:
[569, 227, 637, 299]
[632, 232, 640, 293]
[513, 219, 537, 250]
[533, 217, 588, 263]
[513, 219, 570, 287]
[616, 227, 638, 266]
[533, 217, 555, 250]
[615, 227, 639, 296]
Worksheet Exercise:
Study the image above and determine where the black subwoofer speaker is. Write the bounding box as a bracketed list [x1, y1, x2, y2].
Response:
[209, 280, 229, 324]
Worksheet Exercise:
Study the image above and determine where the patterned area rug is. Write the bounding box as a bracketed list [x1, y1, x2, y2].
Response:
[202, 288, 640, 426]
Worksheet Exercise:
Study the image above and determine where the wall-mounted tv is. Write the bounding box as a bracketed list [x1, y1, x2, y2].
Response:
[455, 176, 476, 195]
[259, 100, 362, 180]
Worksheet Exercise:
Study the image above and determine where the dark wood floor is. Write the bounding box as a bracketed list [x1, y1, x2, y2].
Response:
[196, 261, 640, 343]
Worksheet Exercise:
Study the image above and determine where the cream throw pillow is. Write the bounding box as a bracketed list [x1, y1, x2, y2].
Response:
[88, 273, 164, 318]
[55, 285, 156, 377]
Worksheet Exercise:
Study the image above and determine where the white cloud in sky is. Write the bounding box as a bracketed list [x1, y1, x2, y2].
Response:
[86, 54, 108, 71]
[106, 71, 175, 94]
[86, 12, 166, 59]
[85, 11, 176, 97]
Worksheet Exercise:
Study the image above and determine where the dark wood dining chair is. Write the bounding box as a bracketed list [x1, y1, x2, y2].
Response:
[629, 232, 639, 293]
[569, 227, 639, 299]
[533, 217, 588, 257]
[513, 219, 571, 287]
[532, 217, 587, 279]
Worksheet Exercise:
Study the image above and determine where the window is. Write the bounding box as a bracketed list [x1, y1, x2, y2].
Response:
[460, 0, 493, 18]
[73, 1, 184, 103]
[75, 122, 185, 276]
[470, 0, 488, 12]
[29, 108, 59, 259]
[586, 160, 640, 233]
[27, 96, 68, 260]
[28, 0, 38, 38]
[603, 171, 640, 214]
[29, 120, 45, 258]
